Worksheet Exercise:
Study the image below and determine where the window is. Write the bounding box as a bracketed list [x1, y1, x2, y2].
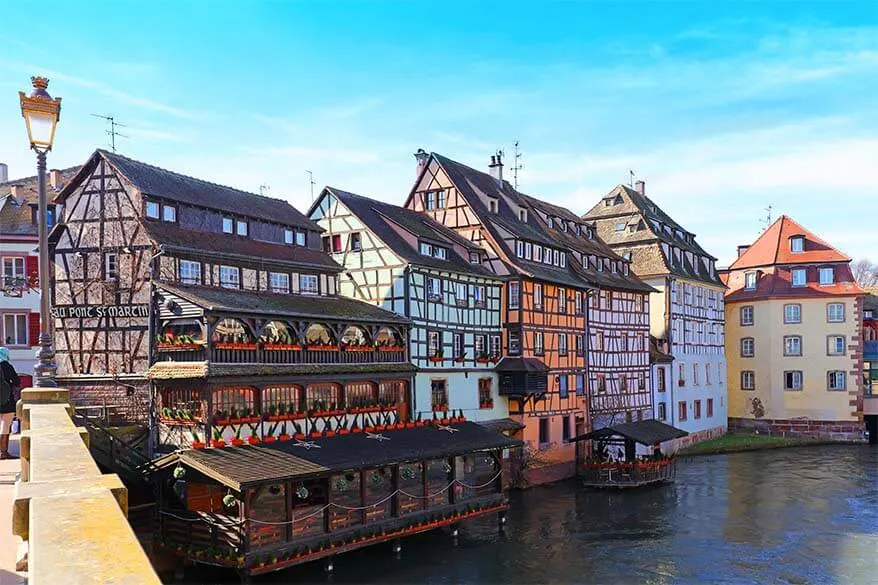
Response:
[453, 333, 463, 359]
[489, 200, 497, 213]
[562, 415, 571, 443]
[219, 265, 240, 289]
[576, 334, 584, 356]
[558, 375, 568, 398]
[425, 191, 435, 210]
[707, 398, 714, 418]
[519, 208, 527, 222]
[428, 278, 443, 301]
[3, 314, 27, 346]
[269, 272, 290, 293]
[694, 400, 702, 420]
[784, 371, 803, 391]
[179, 260, 201, 285]
[827, 303, 845, 323]
[284, 228, 294, 244]
[678, 401, 688, 422]
[2, 257, 24, 288]
[455, 282, 468, 306]
[790, 236, 804, 253]
[657, 368, 666, 392]
[436, 190, 446, 208]
[478, 378, 492, 405]
[692, 364, 699, 386]
[615, 222, 626, 232]
[534, 332, 544, 355]
[741, 370, 755, 390]
[235, 220, 248, 237]
[534, 283, 543, 308]
[745, 272, 757, 290]
[576, 374, 584, 396]
[350, 232, 362, 251]
[740, 306, 754, 326]
[474, 334, 487, 358]
[538, 418, 549, 446]
[472, 285, 486, 307]
[431, 380, 448, 409]
[469, 252, 481, 264]
[597, 374, 606, 393]
[428, 331, 442, 358]
[553, 249, 560, 266]
[784, 303, 802, 324]
[827, 335, 846, 356]
[595, 331, 604, 351]
[534, 246, 543, 263]
[508, 282, 520, 309]
[419, 242, 447, 259]
[679, 363, 686, 385]
[575, 291, 583, 314]
[559, 334, 568, 356]
[145, 200, 160, 219]
[657, 403, 667, 421]
[222, 217, 234, 234]
[516, 240, 524, 258]
[299, 274, 319, 295]
[558, 288, 566, 313]
[791, 268, 806, 287]
[783, 335, 802, 356]
[508, 328, 521, 355]
[491, 335, 501, 358]
[296, 231, 306, 246]
[525, 242, 532, 260]
[163, 205, 177, 222]
[705, 364, 711, 385]
[827, 371, 846, 391]
[741, 337, 755, 357]
[819, 267, 834, 285]
[103, 253, 117, 280]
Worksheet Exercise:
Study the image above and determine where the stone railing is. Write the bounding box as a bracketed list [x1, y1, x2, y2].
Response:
[12, 387, 161, 584]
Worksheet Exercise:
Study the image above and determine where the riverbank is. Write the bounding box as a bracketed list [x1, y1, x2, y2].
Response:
[678, 433, 839, 456]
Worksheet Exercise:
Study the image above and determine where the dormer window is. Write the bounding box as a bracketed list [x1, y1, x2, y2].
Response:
[162, 204, 177, 223]
[791, 268, 806, 287]
[534, 246, 543, 263]
[745, 271, 757, 290]
[419, 242, 447, 260]
[519, 208, 528, 222]
[611, 261, 618, 274]
[790, 236, 805, 253]
[489, 199, 497, 213]
[469, 252, 480, 264]
[623, 264, 630, 275]
[236, 220, 248, 237]
[284, 228, 294, 244]
[296, 231, 306, 246]
[614, 223, 626, 232]
[597, 258, 604, 272]
[819, 267, 834, 285]
[222, 217, 234, 234]
[145, 200, 160, 219]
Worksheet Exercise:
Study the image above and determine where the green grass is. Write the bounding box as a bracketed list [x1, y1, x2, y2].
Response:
[678, 433, 831, 456]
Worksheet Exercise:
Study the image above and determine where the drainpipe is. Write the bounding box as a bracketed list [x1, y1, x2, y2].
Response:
[403, 264, 415, 416]
[666, 276, 675, 428]
[146, 246, 165, 458]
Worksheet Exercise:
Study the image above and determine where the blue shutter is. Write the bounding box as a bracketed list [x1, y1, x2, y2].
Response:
[559, 375, 568, 398]
[576, 374, 584, 396]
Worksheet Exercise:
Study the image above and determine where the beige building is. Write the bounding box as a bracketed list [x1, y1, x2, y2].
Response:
[722, 216, 865, 440]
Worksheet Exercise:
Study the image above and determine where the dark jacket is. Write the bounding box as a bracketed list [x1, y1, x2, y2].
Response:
[0, 362, 20, 414]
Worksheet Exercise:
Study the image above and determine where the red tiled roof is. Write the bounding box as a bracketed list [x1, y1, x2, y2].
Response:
[725, 265, 863, 302]
[730, 215, 850, 270]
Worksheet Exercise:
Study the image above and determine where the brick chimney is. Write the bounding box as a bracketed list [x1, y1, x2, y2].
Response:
[414, 149, 429, 178]
[635, 180, 645, 196]
[0, 163, 7, 184]
[49, 169, 62, 190]
[488, 152, 503, 184]
[737, 245, 750, 258]
[9, 184, 21, 198]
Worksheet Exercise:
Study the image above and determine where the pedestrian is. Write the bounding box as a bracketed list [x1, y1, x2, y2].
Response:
[0, 347, 21, 460]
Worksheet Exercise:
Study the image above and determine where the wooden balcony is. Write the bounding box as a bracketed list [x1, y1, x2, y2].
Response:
[155, 343, 407, 365]
[580, 459, 676, 488]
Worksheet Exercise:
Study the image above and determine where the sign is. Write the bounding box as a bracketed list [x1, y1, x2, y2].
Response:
[51, 304, 150, 319]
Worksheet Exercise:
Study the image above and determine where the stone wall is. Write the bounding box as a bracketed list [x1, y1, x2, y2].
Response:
[663, 425, 726, 454]
[728, 417, 866, 442]
[57, 376, 150, 423]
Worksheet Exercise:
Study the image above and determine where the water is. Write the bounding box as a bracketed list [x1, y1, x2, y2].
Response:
[183, 445, 878, 584]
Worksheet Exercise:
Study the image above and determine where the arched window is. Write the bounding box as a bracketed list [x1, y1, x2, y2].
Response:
[262, 385, 304, 416]
[158, 319, 204, 345]
[340, 325, 370, 348]
[345, 381, 377, 409]
[379, 380, 405, 406]
[306, 383, 340, 411]
[304, 323, 335, 346]
[375, 327, 401, 348]
[212, 386, 256, 419]
[259, 321, 296, 345]
[212, 318, 253, 344]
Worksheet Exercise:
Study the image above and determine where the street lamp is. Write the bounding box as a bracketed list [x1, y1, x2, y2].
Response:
[19, 76, 61, 387]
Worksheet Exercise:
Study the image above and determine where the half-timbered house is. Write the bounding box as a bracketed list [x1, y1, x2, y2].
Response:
[403, 151, 653, 483]
[309, 187, 508, 424]
[584, 181, 727, 447]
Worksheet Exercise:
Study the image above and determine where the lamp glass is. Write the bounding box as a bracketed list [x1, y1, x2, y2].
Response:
[24, 109, 57, 149]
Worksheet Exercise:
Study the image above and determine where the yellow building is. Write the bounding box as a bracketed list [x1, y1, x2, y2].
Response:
[722, 216, 865, 440]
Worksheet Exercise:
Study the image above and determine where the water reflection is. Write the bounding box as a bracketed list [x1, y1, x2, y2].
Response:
[180, 445, 877, 585]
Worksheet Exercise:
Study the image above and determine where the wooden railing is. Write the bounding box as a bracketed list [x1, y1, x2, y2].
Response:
[205, 346, 408, 365]
[580, 460, 676, 487]
[12, 387, 161, 584]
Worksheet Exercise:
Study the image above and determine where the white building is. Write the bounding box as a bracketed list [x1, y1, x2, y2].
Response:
[583, 180, 728, 447]
[309, 187, 509, 425]
[0, 164, 77, 380]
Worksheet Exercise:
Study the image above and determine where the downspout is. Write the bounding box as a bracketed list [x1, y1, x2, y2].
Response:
[666, 276, 675, 428]
[403, 264, 415, 418]
[146, 245, 165, 458]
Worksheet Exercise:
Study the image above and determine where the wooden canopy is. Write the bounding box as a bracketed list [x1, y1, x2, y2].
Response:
[571, 420, 688, 446]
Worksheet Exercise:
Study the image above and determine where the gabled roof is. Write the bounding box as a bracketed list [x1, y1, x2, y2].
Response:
[0, 166, 80, 237]
[572, 420, 688, 445]
[57, 150, 319, 231]
[730, 215, 851, 270]
[318, 187, 498, 277]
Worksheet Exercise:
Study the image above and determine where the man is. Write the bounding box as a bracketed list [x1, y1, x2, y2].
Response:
[0, 347, 20, 459]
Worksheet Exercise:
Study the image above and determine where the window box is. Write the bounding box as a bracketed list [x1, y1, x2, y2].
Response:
[157, 342, 204, 351]
[429, 354, 445, 363]
[213, 414, 263, 426]
[214, 342, 257, 350]
[454, 355, 467, 363]
[247, 435, 261, 445]
[341, 345, 375, 352]
[475, 355, 491, 364]
[262, 343, 302, 351]
[378, 345, 405, 352]
[191, 440, 206, 449]
[305, 344, 340, 352]
[479, 400, 494, 409]
[432, 404, 449, 412]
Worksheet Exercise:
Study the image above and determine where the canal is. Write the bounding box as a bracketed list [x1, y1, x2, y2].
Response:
[182, 445, 877, 584]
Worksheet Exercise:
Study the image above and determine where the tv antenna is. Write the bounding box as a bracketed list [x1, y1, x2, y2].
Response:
[259, 184, 271, 196]
[91, 114, 128, 152]
[511, 141, 524, 190]
[306, 170, 316, 202]
[629, 170, 635, 188]
[761, 205, 773, 232]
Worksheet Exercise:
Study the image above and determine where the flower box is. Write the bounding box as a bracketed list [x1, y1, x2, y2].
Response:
[338, 429, 350, 435]
[439, 418, 450, 425]
[293, 433, 306, 441]
[454, 356, 466, 363]
[278, 434, 291, 441]
[214, 342, 257, 350]
[230, 438, 244, 447]
[191, 441, 206, 449]
[305, 345, 340, 352]
[479, 401, 494, 409]
[210, 439, 226, 448]
[341, 345, 375, 352]
[262, 435, 276, 443]
[157, 343, 204, 351]
[247, 436, 260, 445]
[475, 356, 491, 364]
[428, 356, 444, 363]
[310, 431, 323, 439]
[432, 405, 448, 412]
[378, 346, 405, 352]
[214, 415, 262, 426]
[325, 430, 336, 438]
[262, 344, 301, 351]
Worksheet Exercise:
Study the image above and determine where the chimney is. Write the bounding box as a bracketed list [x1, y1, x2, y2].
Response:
[635, 180, 645, 196]
[488, 151, 503, 184]
[9, 184, 21, 198]
[49, 169, 62, 190]
[0, 163, 7, 184]
[414, 148, 429, 178]
[737, 245, 750, 258]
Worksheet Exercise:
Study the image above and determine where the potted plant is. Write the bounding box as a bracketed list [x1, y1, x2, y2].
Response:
[278, 422, 291, 441]
[247, 433, 261, 445]
[428, 349, 444, 363]
[191, 430, 205, 449]
[263, 423, 278, 443]
[210, 427, 226, 448]
[231, 426, 244, 447]
[454, 351, 466, 363]
[475, 351, 491, 364]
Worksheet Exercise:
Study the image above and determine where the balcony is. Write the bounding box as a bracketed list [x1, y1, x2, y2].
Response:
[155, 343, 407, 365]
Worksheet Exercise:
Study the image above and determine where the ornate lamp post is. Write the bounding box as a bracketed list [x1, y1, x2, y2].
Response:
[19, 76, 61, 387]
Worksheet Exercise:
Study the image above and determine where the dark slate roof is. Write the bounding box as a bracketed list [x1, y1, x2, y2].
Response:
[148, 360, 415, 380]
[864, 293, 878, 314]
[572, 420, 688, 445]
[494, 357, 550, 373]
[649, 336, 674, 364]
[58, 150, 319, 231]
[322, 187, 498, 277]
[158, 283, 410, 324]
[154, 421, 522, 489]
[142, 221, 340, 272]
[0, 166, 80, 237]
[477, 418, 525, 433]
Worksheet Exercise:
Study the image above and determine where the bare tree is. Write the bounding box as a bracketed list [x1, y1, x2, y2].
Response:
[852, 259, 878, 289]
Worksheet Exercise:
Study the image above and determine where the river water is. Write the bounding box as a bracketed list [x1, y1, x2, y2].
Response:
[185, 445, 877, 585]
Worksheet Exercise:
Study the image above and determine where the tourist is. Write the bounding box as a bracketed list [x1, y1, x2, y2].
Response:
[0, 347, 20, 460]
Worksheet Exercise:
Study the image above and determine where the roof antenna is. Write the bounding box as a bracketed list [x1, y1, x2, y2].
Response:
[629, 170, 635, 188]
[306, 170, 316, 203]
[91, 113, 128, 153]
[511, 141, 524, 190]
[259, 184, 271, 196]
[761, 205, 773, 232]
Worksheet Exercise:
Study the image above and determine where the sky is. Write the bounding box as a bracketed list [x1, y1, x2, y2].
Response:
[1, 1, 876, 266]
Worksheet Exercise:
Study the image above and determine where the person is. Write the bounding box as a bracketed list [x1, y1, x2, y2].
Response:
[0, 347, 21, 460]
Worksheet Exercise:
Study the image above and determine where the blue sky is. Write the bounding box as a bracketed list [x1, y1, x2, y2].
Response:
[2, 1, 876, 265]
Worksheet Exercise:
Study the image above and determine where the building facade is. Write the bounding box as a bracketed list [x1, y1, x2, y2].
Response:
[583, 181, 727, 447]
[0, 163, 77, 379]
[722, 215, 865, 440]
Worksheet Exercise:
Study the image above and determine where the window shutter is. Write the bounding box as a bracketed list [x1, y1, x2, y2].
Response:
[28, 312, 41, 346]
[25, 256, 39, 287]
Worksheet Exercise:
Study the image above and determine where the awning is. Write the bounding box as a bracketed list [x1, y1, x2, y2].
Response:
[571, 420, 688, 446]
[494, 357, 550, 373]
[152, 421, 522, 490]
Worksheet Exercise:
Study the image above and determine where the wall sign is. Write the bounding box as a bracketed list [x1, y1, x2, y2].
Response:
[51, 305, 150, 319]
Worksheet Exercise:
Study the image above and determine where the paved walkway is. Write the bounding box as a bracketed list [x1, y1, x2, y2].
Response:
[0, 436, 26, 585]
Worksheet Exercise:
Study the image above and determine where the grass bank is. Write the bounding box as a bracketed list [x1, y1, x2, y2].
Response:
[678, 433, 836, 456]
